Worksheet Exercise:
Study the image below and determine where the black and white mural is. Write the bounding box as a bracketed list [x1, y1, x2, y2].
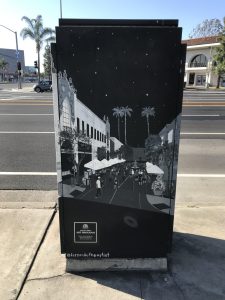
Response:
[52, 19, 186, 258]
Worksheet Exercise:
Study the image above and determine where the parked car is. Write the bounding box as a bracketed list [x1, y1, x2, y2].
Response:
[33, 81, 52, 93]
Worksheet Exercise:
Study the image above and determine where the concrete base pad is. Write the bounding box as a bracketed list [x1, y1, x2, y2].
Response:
[66, 257, 167, 272]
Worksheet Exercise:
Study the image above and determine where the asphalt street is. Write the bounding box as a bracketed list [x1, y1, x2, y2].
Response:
[72, 168, 160, 212]
[0, 84, 225, 192]
[1, 85, 225, 300]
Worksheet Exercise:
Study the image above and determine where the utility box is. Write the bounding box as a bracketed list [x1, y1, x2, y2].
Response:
[52, 19, 185, 269]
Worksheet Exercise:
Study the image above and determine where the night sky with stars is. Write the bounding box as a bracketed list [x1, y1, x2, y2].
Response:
[55, 22, 184, 147]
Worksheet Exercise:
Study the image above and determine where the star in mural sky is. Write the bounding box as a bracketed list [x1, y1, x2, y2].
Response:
[56, 25, 184, 144]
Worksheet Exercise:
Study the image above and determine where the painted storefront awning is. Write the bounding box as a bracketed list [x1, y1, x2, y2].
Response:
[84, 159, 105, 171]
[146, 162, 164, 174]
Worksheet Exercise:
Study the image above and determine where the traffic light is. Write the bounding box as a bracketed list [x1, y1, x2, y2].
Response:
[34, 60, 38, 68]
[17, 61, 21, 70]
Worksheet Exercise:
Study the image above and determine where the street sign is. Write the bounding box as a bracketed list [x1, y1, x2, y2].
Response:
[52, 19, 186, 260]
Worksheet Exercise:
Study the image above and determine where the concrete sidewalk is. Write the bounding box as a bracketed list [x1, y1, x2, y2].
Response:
[0, 83, 35, 92]
[0, 207, 55, 300]
[1, 191, 225, 300]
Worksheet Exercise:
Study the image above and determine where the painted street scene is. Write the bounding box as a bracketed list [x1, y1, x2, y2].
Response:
[52, 25, 183, 216]
[56, 70, 180, 215]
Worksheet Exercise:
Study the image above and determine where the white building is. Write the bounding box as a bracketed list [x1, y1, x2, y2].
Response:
[159, 114, 181, 145]
[58, 71, 110, 167]
[110, 137, 123, 153]
[183, 36, 225, 88]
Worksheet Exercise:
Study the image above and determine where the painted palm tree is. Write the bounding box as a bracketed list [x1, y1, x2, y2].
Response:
[121, 106, 133, 144]
[20, 15, 55, 82]
[141, 106, 155, 136]
[112, 107, 124, 141]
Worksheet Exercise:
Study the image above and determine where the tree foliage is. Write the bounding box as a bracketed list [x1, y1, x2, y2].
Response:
[20, 15, 55, 82]
[59, 126, 91, 147]
[212, 17, 225, 88]
[0, 58, 8, 70]
[97, 147, 107, 161]
[43, 44, 51, 80]
[189, 18, 223, 39]
[0, 58, 8, 81]
[145, 134, 162, 164]
[141, 106, 155, 136]
[59, 126, 91, 183]
[118, 144, 133, 160]
[121, 106, 132, 144]
[112, 106, 124, 141]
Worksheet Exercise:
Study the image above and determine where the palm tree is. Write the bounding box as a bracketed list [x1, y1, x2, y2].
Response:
[112, 107, 124, 141]
[121, 106, 133, 144]
[141, 106, 155, 136]
[0, 58, 8, 81]
[20, 15, 55, 82]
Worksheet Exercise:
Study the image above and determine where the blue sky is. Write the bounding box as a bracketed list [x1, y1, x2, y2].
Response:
[0, 0, 224, 68]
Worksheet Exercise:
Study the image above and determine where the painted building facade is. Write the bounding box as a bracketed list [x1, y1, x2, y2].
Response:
[58, 70, 110, 175]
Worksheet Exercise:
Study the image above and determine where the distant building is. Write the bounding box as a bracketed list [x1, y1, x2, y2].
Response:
[183, 36, 225, 88]
[132, 147, 146, 162]
[24, 66, 36, 73]
[159, 114, 181, 145]
[0, 48, 25, 81]
[110, 137, 123, 153]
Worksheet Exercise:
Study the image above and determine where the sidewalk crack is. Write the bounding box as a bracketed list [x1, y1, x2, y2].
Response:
[26, 272, 68, 282]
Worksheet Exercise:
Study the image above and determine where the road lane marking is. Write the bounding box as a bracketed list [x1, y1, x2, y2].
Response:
[182, 114, 220, 117]
[183, 101, 225, 103]
[0, 131, 54, 134]
[178, 174, 225, 178]
[183, 99, 225, 101]
[109, 189, 118, 204]
[118, 176, 130, 189]
[0, 172, 224, 178]
[0, 114, 53, 116]
[0, 100, 52, 102]
[109, 176, 130, 204]
[0, 172, 57, 175]
[181, 132, 225, 135]
[183, 104, 225, 107]
[0, 104, 52, 106]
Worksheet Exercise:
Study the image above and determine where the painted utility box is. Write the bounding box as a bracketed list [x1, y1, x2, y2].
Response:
[52, 19, 186, 260]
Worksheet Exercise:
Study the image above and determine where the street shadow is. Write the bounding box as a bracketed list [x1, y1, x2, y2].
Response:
[66, 232, 225, 299]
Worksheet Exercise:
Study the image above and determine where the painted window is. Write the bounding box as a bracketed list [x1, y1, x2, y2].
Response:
[77, 118, 80, 132]
[62, 98, 71, 127]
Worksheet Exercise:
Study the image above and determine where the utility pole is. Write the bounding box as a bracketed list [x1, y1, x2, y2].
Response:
[15, 31, 22, 89]
[60, 0, 63, 18]
[0, 24, 22, 89]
